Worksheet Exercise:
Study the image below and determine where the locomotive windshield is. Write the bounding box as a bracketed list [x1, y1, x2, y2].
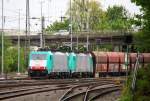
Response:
[31, 54, 47, 60]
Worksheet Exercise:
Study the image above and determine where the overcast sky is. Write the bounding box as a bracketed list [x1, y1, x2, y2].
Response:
[0, 0, 141, 32]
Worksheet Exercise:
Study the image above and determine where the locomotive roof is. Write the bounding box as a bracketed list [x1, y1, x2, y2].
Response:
[53, 52, 69, 55]
[30, 51, 52, 54]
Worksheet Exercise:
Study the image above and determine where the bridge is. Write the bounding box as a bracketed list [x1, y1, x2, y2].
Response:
[6, 32, 133, 51]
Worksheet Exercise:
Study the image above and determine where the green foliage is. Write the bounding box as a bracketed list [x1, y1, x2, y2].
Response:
[67, 0, 106, 31]
[88, 1, 106, 31]
[46, 1, 131, 33]
[4, 47, 26, 72]
[94, 45, 113, 51]
[131, 0, 150, 31]
[0, 35, 12, 72]
[120, 65, 150, 101]
[57, 45, 87, 52]
[0, 34, 26, 73]
[68, 0, 132, 31]
[0, 35, 11, 54]
[119, 75, 133, 101]
[131, 0, 150, 52]
[58, 46, 71, 52]
[77, 45, 87, 52]
[134, 65, 150, 101]
[134, 32, 150, 52]
[69, 1, 131, 32]
[46, 19, 69, 33]
[106, 6, 132, 31]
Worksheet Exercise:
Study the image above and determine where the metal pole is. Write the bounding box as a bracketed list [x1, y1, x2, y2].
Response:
[125, 45, 129, 82]
[86, 35, 89, 51]
[17, 9, 21, 75]
[25, 0, 30, 68]
[41, 1, 43, 20]
[25, 0, 29, 68]
[71, 27, 72, 51]
[25, 0, 27, 68]
[1, 0, 4, 76]
[40, 1, 44, 48]
[42, 17, 45, 48]
[41, 1, 42, 48]
[48, 0, 51, 23]
[86, 0, 89, 31]
[70, 0, 73, 51]
[126, 45, 129, 79]
[77, 35, 78, 51]
[27, 0, 30, 50]
[87, 1, 90, 51]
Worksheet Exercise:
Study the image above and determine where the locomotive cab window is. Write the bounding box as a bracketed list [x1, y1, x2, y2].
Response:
[31, 54, 47, 60]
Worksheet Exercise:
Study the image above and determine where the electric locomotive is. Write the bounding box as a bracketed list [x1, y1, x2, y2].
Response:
[50, 52, 69, 78]
[28, 51, 94, 78]
[28, 51, 53, 78]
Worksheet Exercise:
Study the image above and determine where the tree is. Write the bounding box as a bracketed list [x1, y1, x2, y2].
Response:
[119, 2, 150, 100]
[46, 2, 132, 34]
[131, 0, 150, 52]
[119, 65, 150, 101]
[131, 0, 150, 32]
[0, 35, 12, 72]
[45, 19, 69, 33]
[68, 0, 105, 31]
[0, 35, 26, 73]
[106, 5, 132, 31]
[4, 47, 26, 72]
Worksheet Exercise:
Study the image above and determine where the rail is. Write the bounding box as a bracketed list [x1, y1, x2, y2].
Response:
[59, 80, 121, 101]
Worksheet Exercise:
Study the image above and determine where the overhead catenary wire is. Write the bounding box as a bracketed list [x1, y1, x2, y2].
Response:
[0, 8, 26, 16]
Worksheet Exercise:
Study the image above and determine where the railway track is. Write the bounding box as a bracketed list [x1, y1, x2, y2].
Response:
[0, 78, 123, 101]
[59, 82, 122, 101]
[0, 78, 118, 89]
[0, 85, 70, 100]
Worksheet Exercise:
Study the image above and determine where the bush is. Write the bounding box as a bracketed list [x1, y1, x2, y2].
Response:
[120, 65, 150, 101]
